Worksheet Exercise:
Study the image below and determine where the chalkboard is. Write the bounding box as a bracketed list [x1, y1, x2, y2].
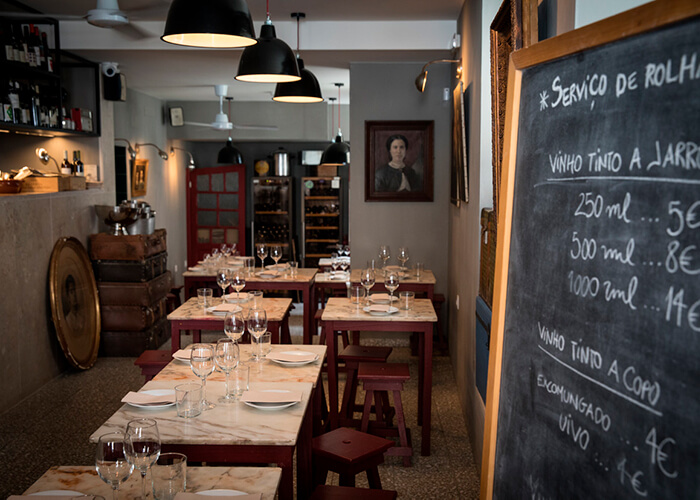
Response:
[482, 3, 700, 499]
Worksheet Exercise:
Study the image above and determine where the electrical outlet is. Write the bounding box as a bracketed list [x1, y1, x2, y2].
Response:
[443, 88, 450, 101]
[456, 294, 460, 310]
[174, 264, 178, 273]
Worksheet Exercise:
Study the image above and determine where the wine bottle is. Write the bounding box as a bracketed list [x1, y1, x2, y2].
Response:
[21, 25, 29, 65]
[11, 24, 21, 63]
[3, 22, 13, 62]
[61, 150, 72, 176]
[73, 150, 84, 177]
[31, 26, 41, 69]
[8, 80, 20, 124]
[30, 84, 40, 127]
[41, 32, 53, 72]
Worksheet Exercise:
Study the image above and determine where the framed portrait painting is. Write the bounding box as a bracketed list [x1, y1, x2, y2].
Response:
[132, 158, 148, 197]
[365, 120, 434, 202]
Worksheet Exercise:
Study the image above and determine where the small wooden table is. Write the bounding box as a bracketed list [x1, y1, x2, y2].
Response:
[322, 297, 437, 456]
[22, 465, 281, 499]
[184, 268, 318, 344]
[90, 381, 313, 500]
[167, 297, 293, 352]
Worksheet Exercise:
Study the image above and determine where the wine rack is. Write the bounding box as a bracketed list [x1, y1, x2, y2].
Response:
[301, 177, 344, 267]
[252, 176, 293, 261]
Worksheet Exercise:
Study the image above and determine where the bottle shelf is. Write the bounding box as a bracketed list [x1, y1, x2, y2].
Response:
[255, 211, 289, 215]
[306, 226, 339, 230]
[306, 253, 332, 258]
[305, 213, 339, 217]
[305, 196, 339, 200]
[306, 239, 340, 243]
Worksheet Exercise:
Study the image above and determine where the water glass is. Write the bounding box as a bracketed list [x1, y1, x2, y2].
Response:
[350, 284, 365, 305]
[151, 453, 186, 500]
[253, 331, 272, 358]
[399, 291, 415, 310]
[197, 288, 213, 311]
[249, 290, 264, 308]
[175, 383, 203, 418]
[288, 261, 298, 278]
[230, 363, 250, 400]
[414, 262, 425, 279]
[242, 256, 255, 276]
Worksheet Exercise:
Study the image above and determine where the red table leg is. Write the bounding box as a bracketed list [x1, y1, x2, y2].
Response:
[325, 321, 339, 429]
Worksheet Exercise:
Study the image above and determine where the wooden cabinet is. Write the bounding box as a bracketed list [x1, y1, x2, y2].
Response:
[301, 176, 344, 267]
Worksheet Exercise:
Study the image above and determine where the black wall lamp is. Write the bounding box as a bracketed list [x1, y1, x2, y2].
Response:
[161, 0, 257, 48]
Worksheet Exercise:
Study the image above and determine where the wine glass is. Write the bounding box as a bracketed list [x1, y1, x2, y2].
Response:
[360, 268, 376, 306]
[339, 258, 349, 275]
[397, 247, 410, 270]
[246, 308, 268, 362]
[215, 268, 231, 298]
[256, 243, 268, 269]
[215, 337, 240, 404]
[231, 269, 246, 302]
[95, 431, 133, 500]
[221, 244, 232, 258]
[190, 343, 216, 410]
[385, 271, 400, 305]
[224, 311, 245, 343]
[379, 245, 391, 269]
[124, 418, 161, 500]
[270, 245, 283, 268]
[330, 252, 340, 274]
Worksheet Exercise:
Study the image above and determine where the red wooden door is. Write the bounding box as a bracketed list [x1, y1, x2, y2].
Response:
[186, 165, 246, 267]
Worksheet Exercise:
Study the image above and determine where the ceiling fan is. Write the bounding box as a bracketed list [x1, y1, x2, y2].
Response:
[184, 85, 279, 132]
[1, 0, 164, 40]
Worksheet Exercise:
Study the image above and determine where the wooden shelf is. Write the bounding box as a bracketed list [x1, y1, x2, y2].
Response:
[305, 196, 339, 200]
[255, 211, 289, 215]
[305, 213, 339, 217]
[306, 226, 339, 230]
[306, 253, 332, 258]
[306, 239, 340, 243]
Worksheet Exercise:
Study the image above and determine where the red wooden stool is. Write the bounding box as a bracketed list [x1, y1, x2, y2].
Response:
[338, 345, 393, 427]
[310, 485, 397, 499]
[358, 362, 412, 466]
[312, 427, 393, 489]
[134, 350, 171, 381]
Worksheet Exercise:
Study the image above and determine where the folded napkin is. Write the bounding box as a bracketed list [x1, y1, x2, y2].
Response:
[329, 272, 349, 281]
[368, 304, 392, 313]
[9, 496, 89, 500]
[267, 351, 317, 363]
[370, 293, 395, 302]
[175, 493, 261, 500]
[241, 390, 302, 403]
[121, 391, 176, 405]
[224, 292, 250, 303]
[211, 303, 241, 313]
[256, 270, 280, 278]
[384, 265, 402, 271]
[173, 349, 192, 361]
[188, 266, 204, 272]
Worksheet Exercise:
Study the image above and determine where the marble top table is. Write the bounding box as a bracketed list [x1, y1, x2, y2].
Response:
[321, 297, 437, 456]
[23, 465, 281, 499]
[167, 297, 293, 351]
[314, 268, 438, 306]
[90, 381, 313, 500]
[184, 267, 317, 344]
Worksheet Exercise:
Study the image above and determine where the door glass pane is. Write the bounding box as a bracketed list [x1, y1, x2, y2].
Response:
[212, 228, 225, 244]
[219, 194, 239, 209]
[196, 175, 209, 191]
[211, 173, 224, 192]
[219, 211, 239, 227]
[197, 229, 210, 243]
[225, 172, 239, 191]
[197, 211, 217, 226]
[226, 229, 239, 244]
[197, 193, 217, 209]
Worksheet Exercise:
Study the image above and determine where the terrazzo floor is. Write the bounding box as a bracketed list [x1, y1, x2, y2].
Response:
[0, 304, 480, 499]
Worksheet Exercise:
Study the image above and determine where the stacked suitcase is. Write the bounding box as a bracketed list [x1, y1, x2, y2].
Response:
[89, 229, 171, 356]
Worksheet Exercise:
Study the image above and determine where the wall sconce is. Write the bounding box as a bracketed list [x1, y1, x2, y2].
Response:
[115, 138, 136, 159]
[170, 147, 196, 170]
[415, 59, 461, 92]
[35, 147, 61, 173]
[136, 143, 169, 160]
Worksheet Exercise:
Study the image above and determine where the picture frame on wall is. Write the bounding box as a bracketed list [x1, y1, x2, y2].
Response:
[131, 158, 148, 197]
[451, 82, 468, 206]
[365, 120, 434, 202]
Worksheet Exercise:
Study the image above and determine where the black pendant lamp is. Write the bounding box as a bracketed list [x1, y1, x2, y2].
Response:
[320, 83, 350, 166]
[217, 98, 244, 164]
[161, 0, 256, 48]
[235, 0, 301, 83]
[273, 13, 323, 103]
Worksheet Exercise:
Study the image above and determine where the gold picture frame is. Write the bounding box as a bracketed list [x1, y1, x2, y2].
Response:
[132, 158, 149, 197]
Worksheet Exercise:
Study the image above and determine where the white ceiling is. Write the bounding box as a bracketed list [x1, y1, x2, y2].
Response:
[5, 0, 463, 104]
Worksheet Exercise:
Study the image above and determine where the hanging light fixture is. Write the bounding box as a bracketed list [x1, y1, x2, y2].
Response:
[320, 83, 350, 166]
[161, 0, 257, 48]
[235, 0, 301, 83]
[273, 13, 323, 103]
[217, 98, 244, 164]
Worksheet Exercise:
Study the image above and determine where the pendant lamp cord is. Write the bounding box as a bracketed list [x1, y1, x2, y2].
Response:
[227, 97, 233, 142]
[265, 0, 271, 23]
[338, 86, 341, 130]
[329, 98, 335, 140]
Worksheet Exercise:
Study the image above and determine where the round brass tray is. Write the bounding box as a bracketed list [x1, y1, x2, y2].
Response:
[49, 237, 101, 369]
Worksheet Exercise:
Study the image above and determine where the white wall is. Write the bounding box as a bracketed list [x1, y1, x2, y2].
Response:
[575, 0, 652, 28]
[348, 62, 452, 297]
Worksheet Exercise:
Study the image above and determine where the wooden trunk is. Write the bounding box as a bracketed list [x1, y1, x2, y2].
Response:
[100, 297, 167, 332]
[99, 318, 169, 357]
[97, 271, 172, 306]
[89, 229, 167, 261]
[92, 252, 168, 282]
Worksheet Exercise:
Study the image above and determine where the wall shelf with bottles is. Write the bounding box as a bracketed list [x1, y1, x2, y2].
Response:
[252, 177, 293, 261]
[301, 177, 344, 267]
[1, 14, 100, 137]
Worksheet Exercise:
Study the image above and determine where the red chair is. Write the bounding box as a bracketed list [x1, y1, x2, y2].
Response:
[338, 345, 393, 427]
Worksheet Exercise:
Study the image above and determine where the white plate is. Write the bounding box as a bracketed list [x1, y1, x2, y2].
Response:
[243, 389, 300, 411]
[256, 271, 280, 279]
[266, 263, 289, 271]
[196, 489, 248, 496]
[268, 352, 319, 367]
[126, 389, 177, 409]
[206, 305, 243, 316]
[369, 294, 398, 304]
[363, 306, 399, 316]
[223, 292, 251, 304]
[30, 491, 84, 496]
[173, 351, 191, 363]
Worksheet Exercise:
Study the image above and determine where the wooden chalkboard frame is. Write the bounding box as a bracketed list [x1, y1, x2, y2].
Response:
[480, 1, 700, 498]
